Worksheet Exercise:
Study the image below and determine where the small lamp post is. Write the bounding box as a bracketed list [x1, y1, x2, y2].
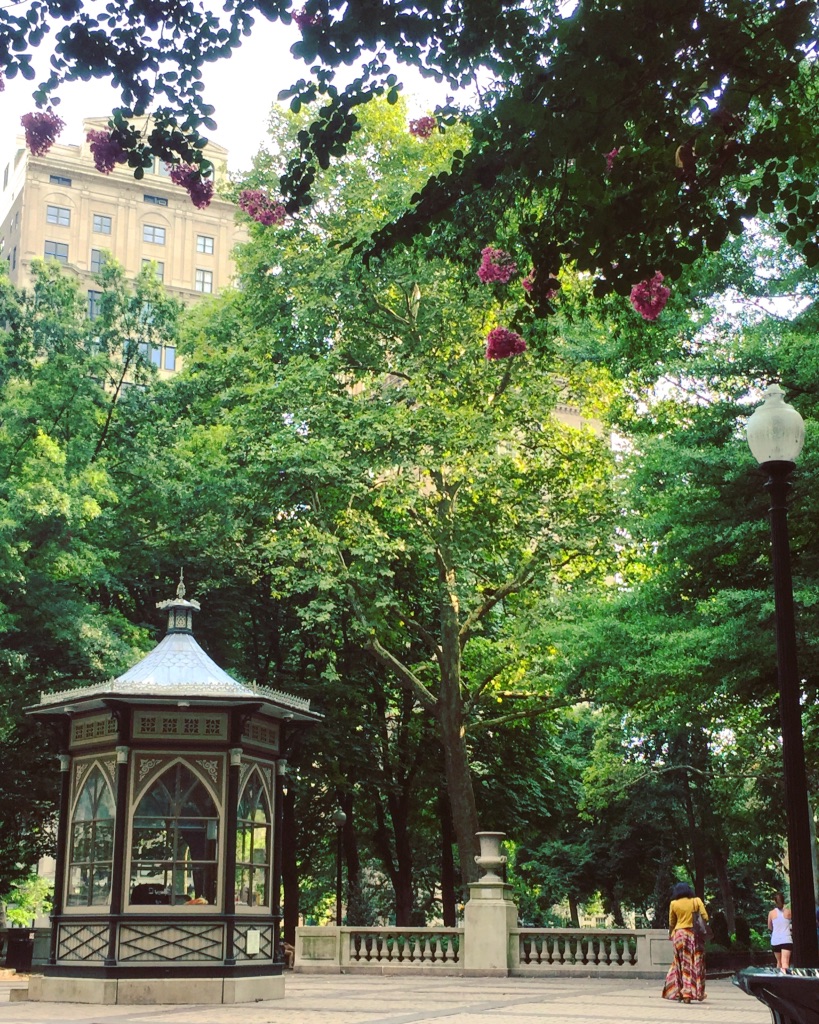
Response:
[332, 808, 347, 927]
[746, 383, 818, 967]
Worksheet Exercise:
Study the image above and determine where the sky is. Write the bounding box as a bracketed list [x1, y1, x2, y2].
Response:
[0, 17, 448, 173]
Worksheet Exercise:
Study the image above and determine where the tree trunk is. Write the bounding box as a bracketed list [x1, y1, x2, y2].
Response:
[568, 894, 580, 927]
[339, 793, 364, 923]
[810, 791, 819, 903]
[440, 786, 457, 927]
[437, 703, 480, 888]
[681, 769, 706, 896]
[710, 839, 736, 935]
[437, 554, 480, 888]
[652, 848, 676, 927]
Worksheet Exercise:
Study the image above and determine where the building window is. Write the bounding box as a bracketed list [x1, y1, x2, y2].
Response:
[46, 204, 71, 226]
[50, 174, 72, 186]
[3, 165, 8, 190]
[164, 346, 176, 372]
[93, 214, 112, 234]
[44, 240, 69, 263]
[88, 290, 102, 320]
[11, 246, 16, 271]
[142, 258, 164, 281]
[236, 771, 271, 908]
[129, 762, 218, 906]
[90, 248, 107, 274]
[155, 159, 171, 177]
[144, 194, 168, 206]
[195, 269, 213, 293]
[67, 767, 115, 907]
[196, 235, 214, 255]
[143, 224, 166, 245]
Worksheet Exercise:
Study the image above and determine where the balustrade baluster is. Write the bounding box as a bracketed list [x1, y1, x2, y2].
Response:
[444, 935, 456, 961]
[349, 933, 358, 962]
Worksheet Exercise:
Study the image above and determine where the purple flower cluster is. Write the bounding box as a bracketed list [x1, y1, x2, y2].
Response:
[21, 111, 65, 156]
[477, 246, 517, 284]
[238, 189, 287, 226]
[605, 147, 619, 173]
[87, 130, 127, 174]
[293, 7, 322, 27]
[409, 116, 436, 139]
[630, 271, 671, 321]
[170, 164, 214, 209]
[485, 326, 527, 360]
[0, 74, 5, 93]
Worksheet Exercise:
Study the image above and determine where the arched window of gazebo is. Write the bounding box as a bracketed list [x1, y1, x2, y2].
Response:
[67, 766, 115, 907]
[129, 762, 219, 907]
[235, 769, 271, 908]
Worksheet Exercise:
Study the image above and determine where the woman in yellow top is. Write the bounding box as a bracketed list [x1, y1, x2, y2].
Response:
[661, 881, 709, 1003]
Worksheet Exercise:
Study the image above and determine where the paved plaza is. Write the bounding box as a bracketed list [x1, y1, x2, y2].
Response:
[0, 974, 772, 1024]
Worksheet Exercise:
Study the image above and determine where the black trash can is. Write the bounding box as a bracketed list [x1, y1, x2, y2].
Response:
[4, 929, 34, 973]
[734, 966, 819, 1024]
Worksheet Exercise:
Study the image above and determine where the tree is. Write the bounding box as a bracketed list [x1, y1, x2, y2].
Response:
[0, 257, 180, 900]
[3, 2, 818, 294]
[149, 98, 622, 895]
[531, 220, 819, 933]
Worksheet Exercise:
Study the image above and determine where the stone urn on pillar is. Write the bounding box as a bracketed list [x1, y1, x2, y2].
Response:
[474, 832, 507, 883]
[463, 831, 516, 976]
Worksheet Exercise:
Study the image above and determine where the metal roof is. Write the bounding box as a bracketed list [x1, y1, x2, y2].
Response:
[30, 578, 320, 722]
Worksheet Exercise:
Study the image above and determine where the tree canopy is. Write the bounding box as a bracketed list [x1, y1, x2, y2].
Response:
[3, 1, 818, 296]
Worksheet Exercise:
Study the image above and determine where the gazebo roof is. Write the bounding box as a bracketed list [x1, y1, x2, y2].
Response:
[29, 575, 320, 723]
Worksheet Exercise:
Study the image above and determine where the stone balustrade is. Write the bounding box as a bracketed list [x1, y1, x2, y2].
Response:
[295, 925, 671, 977]
[296, 926, 464, 975]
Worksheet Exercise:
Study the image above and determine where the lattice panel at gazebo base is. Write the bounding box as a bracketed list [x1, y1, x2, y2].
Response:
[234, 923, 274, 961]
[57, 922, 109, 962]
[118, 922, 224, 962]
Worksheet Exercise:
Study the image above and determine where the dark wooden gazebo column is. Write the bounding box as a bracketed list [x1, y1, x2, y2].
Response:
[48, 752, 72, 967]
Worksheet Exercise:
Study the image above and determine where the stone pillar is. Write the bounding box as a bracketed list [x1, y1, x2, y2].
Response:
[462, 832, 517, 976]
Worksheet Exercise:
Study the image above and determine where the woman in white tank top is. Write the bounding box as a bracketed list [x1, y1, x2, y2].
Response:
[768, 891, 793, 969]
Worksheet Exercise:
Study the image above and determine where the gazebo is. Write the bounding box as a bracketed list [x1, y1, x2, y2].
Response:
[26, 576, 321, 1005]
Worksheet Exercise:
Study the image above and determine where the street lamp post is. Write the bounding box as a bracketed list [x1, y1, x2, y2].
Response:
[746, 383, 818, 968]
[332, 808, 347, 927]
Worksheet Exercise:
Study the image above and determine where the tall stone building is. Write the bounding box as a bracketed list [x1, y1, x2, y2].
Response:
[0, 116, 247, 374]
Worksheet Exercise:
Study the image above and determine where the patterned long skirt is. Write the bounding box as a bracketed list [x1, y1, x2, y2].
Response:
[662, 928, 706, 1002]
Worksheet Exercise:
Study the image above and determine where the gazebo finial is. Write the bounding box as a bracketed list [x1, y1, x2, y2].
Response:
[157, 571, 200, 634]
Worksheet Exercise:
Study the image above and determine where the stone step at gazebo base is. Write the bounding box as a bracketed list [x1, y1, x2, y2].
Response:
[23, 967, 285, 1005]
